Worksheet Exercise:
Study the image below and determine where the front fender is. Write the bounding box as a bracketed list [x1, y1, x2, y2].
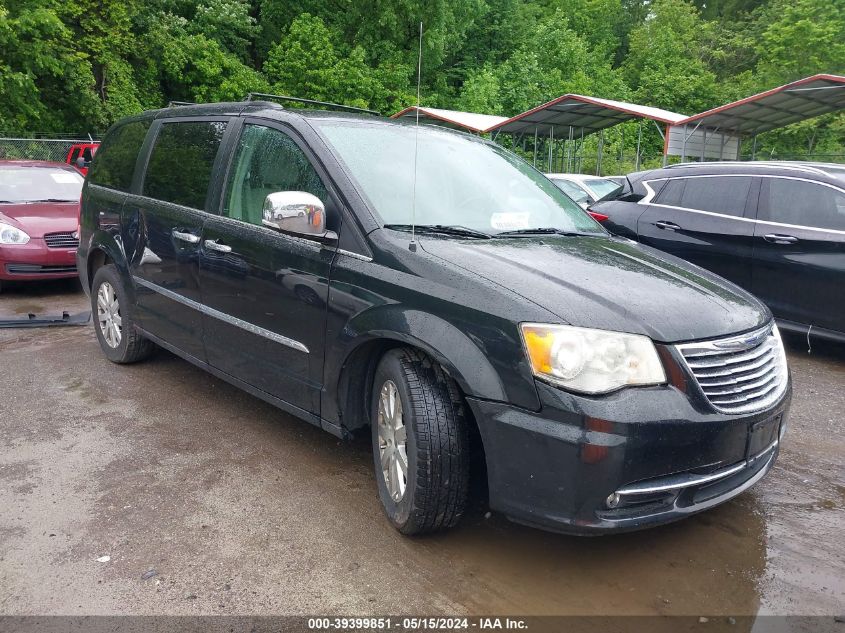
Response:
[348, 306, 509, 402]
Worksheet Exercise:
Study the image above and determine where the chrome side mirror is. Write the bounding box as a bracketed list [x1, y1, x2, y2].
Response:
[262, 191, 330, 238]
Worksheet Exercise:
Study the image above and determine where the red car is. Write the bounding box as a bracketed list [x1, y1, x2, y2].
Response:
[0, 160, 84, 292]
[65, 142, 99, 176]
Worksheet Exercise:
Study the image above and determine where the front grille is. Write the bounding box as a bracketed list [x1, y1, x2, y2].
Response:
[44, 231, 80, 249]
[676, 324, 788, 414]
[5, 264, 77, 274]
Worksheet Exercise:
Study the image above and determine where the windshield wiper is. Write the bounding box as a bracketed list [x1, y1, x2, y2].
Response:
[495, 227, 598, 237]
[26, 198, 77, 203]
[384, 224, 492, 239]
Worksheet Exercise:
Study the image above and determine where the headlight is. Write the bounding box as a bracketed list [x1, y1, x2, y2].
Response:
[520, 323, 666, 394]
[0, 221, 30, 245]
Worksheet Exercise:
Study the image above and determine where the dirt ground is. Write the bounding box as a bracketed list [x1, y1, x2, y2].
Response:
[0, 279, 843, 618]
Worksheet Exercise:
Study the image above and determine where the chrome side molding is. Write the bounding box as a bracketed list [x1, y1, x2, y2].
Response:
[132, 276, 309, 354]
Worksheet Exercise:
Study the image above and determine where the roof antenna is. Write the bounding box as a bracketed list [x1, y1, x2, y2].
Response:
[409, 21, 423, 253]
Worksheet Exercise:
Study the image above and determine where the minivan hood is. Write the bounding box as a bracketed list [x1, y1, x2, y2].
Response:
[419, 235, 770, 343]
[0, 202, 79, 238]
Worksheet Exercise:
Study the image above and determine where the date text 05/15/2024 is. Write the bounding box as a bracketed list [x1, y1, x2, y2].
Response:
[307, 617, 528, 630]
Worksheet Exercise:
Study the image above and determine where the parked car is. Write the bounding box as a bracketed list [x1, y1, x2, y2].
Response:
[78, 103, 790, 536]
[66, 142, 99, 176]
[593, 161, 845, 343]
[0, 160, 83, 292]
[545, 173, 622, 209]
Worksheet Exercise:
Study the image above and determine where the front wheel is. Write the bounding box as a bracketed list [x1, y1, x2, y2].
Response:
[371, 348, 470, 535]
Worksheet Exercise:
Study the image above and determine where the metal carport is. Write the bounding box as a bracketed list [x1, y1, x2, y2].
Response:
[485, 94, 687, 173]
[665, 74, 845, 162]
[390, 106, 508, 134]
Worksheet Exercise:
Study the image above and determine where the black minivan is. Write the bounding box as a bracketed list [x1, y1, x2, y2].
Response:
[77, 101, 791, 535]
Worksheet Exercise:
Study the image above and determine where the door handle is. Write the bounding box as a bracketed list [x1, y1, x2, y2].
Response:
[172, 230, 200, 244]
[204, 239, 233, 253]
[763, 234, 798, 245]
[655, 220, 681, 231]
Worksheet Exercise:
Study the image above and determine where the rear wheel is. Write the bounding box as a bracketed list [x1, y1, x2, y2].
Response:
[371, 348, 470, 534]
[91, 264, 154, 364]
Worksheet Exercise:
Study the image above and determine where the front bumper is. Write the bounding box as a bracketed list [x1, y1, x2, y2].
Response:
[0, 240, 77, 281]
[467, 376, 791, 535]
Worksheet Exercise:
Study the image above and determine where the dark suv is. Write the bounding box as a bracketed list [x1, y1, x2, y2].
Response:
[593, 162, 845, 343]
[77, 102, 791, 535]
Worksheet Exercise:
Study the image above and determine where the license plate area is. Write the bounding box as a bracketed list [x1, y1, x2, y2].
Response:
[747, 414, 781, 459]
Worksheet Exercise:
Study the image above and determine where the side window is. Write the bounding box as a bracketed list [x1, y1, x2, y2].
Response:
[223, 124, 328, 227]
[69, 148, 81, 163]
[679, 176, 752, 217]
[88, 120, 151, 191]
[761, 178, 845, 231]
[143, 121, 227, 210]
[653, 178, 685, 206]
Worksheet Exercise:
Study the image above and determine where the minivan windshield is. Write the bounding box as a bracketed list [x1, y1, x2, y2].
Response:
[314, 121, 604, 236]
[0, 166, 83, 203]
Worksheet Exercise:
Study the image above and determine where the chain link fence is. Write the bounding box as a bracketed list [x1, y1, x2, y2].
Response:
[0, 136, 101, 164]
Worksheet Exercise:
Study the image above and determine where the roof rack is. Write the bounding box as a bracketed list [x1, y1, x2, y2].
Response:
[244, 93, 380, 116]
[665, 161, 830, 177]
[167, 101, 196, 107]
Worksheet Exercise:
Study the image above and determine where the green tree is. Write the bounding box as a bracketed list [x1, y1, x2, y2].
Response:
[753, 0, 845, 85]
[624, 0, 722, 115]
[191, 0, 258, 61]
[0, 3, 102, 133]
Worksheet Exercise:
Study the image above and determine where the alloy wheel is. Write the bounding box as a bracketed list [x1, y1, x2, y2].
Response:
[377, 380, 408, 501]
[96, 281, 122, 348]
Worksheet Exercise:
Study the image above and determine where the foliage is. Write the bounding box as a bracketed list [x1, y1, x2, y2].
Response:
[0, 0, 842, 161]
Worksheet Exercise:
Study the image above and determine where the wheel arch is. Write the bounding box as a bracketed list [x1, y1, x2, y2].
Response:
[85, 231, 129, 291]
[332, 308, 507, 434]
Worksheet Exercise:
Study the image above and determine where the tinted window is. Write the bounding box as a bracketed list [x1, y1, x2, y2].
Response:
[224, 124, 328, 227]
[654, 176, 751, 217]
[88, 120, 150, 191]
[143, 121, 227, 209]
[681, 177, 751, 216]
[654, 178, 684, 206]
[762, 178, 845, 231]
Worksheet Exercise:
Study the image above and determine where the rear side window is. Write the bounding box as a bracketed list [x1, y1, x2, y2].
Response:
[761, 178, 845, 231]
[653, 178, 684, 206]
[143, 121, 227, 210]
[88, 120, 150, 191]
[655, 176, 751, 217]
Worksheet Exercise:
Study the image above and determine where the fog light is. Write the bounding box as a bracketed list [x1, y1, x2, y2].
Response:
[606, 492, 621, 508]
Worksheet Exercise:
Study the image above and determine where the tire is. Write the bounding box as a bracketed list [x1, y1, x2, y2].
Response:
[371, 348, 470, 535]
[91, 264, 154, 364]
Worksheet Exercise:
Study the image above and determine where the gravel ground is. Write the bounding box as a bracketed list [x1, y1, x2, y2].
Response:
[0, 279, 843, 618]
